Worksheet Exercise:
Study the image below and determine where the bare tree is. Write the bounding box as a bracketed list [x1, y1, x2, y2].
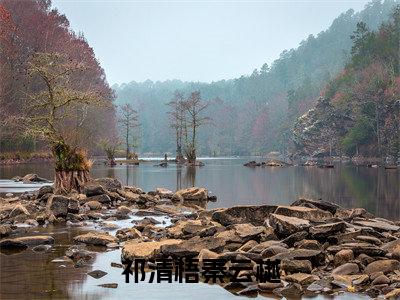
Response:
[167, 91, 186, 162]
[183, 91, 210, 163]
[25, 52, 108, 193]
[118, 103, 139, 159]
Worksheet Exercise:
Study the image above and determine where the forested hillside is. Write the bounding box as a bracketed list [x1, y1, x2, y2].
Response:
[114, 0, 398, 156]
[0, 0, 116, 156]
[293, 6, 400, 159]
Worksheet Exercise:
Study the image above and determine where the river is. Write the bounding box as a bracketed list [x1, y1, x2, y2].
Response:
[0, 157, 398, 299]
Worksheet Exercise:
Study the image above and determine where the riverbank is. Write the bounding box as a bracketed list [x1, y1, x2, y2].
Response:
[1, 177, 399, 299]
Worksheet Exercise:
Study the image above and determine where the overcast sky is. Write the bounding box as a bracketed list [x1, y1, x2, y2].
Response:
[52, 0, 370, 85]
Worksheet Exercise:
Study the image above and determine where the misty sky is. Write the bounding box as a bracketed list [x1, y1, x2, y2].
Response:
[52, 0, 370, 85]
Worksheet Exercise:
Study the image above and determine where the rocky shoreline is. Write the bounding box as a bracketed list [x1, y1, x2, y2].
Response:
[1, 177, 400, 299]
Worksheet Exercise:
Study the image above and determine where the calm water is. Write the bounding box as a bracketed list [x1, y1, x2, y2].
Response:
[1, 157, 399, 219]
[0, 157, 398, 299]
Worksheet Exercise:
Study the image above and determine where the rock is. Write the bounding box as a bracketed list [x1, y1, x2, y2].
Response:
[93, 178, 122, 192]
[353, 220, 400, 232]
[5, 193, 13, 198]
[212, 205, 277, 226]
[122, 239, 182, 260]
[335, 208, 373, 219]
[334, 249, 354, 267]
[309, 221, 346, 238]
[21, 174, 50, 183]
[161, 236, 226, 258]
[8, 204, 30, 218]
[282, 231, 308, 247]
[327, 242, 386, 257]
[88, 270, 108, 279]
[116, 189, 140, 202]
[67, 199, 79, 213]
[116, 228, 142, 241]
[258, 282, 283, 291]
[248, 241, 285, 254]
[291, 198, 340, 214]
[294, 239, 320, 250]
[274, 205, 332, 221]
[274, 282, 303, 297]
[65, 246, 94, 261]
[365, 260, 400, 275]
[332, 263, 359, 275]
[37, 185, 54, 198]
[0, 225, 13, 237]
[281, 259, 312, 274]
[372, 275, 390, 285]
[117, 205, 131, 215]
[268, 213, 310, 237]
[230, 223, 265, 241]
[307, 277, 333, 293]
[237, 285, 258, 296]
[285, 273, 320, 285]
[155, 188, 173, 198]
[239, 240, 258, 252]
[46, 195, 70, 217]
[0, 235, 54, 249]
[74, 232, 118, 246]
[82, 183, 106, 197]
[244, 161, 261, 167]
[86, 194, 111, 204]
[271, 249, 325, 266]
[172, 187, 208, 202]
[385, 288, 400, 299]
[85, 200, 102, 210]
[98, 283, 118, 288]
[355, 235, 382, 245]
[260, 245, 289, 258]
[137, 194, 158, 206]
[32, 244, 52, 252]
[198, 248, 219, 264]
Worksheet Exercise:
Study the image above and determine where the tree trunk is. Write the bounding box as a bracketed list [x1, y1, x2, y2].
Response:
[54, 170, 90, 194]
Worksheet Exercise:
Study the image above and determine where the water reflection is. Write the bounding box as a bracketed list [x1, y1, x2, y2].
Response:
[0, 158, 399, 219]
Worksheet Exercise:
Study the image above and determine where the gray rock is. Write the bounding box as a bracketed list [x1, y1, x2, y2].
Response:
[212, 205, 277, 226]
[268, 213, 310, 237]
[331, 262, 359, 275]
[88, 269, 108, 279]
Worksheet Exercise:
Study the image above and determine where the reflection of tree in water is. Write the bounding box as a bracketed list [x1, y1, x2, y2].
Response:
[184, 166, 196, 188]
[297, 165, 399, 220]
[106, 166, 115, 180]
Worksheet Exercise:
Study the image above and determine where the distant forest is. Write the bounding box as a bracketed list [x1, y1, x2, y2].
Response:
[114, 0, 398, 156]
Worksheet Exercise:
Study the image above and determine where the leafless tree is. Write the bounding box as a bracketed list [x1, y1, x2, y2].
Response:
[167, 91, 186, 162]
[118, 103, 139, 159]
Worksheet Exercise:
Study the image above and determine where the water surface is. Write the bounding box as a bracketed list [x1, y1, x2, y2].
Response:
[1, 157, 399, 219]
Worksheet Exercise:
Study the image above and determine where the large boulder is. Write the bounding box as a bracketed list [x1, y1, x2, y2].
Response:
[0, 235, 54, 249]
[364, 260, 400, 275]
[274, 205, 332, 222]
[291, 198, 340, 214]
[74, 232, 118, 246]
[20, 174, 50, 183]
[309, 222, 346, 238]
[122, 239, 182, 260]
[353, 220, 400, 232]
[46, 195, 70, 217]
[82, 183, 106, 197]
[93, 178, 122, 192]
[268, 213, 310, 237]
[212, 205, 277, 226]
[85, 194, 111, 204]
[172, 187, 208, 202]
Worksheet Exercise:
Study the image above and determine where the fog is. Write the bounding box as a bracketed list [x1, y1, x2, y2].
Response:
[52, 0, 369, 84]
